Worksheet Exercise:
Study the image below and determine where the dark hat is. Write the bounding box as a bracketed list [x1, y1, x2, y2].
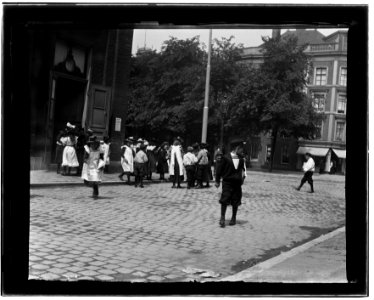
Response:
[137, 138, 144, 143]
[160, 141, 169, 147]
[87, 135, 97, 144]
[200, 142, 208, 148]
[305, 152, 312, 157]
[230, 138, 245, 148]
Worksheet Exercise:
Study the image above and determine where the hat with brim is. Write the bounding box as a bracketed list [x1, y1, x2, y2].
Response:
[87, 135, 97, 144]
[230, 138, 245, 148]
[66, 122, 75, 129]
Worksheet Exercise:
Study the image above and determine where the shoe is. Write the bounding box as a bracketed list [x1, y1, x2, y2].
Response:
[219, 219, 225, 228]
[119, 175, 124, 181]
[135, 185, 138, 188]
[205, 184, 211, 188]
[195, 185, 203, 189]
[177, 185, 182, 189]
[140, 185, 144, 188]
[229, 219, 236, 226]
[187, 186, 190, 189]
[171, 185, 176, 188]
[309, 190, 314, 193]
[295, 187, 300, 191]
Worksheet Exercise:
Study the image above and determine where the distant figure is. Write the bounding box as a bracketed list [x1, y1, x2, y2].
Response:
[319, 159, 325, 174]
[55, 129, 66, 174]
[119, 138, 134, 184]
[75, 125, 87, 176]
[156, 142, 169, 181]
[169, 138, 184, 189]
[133, 143, 148, 188]
[330, 160, 336, 174]
[183, 146, 198, 189]
[145, 140, 157, 180]
[296, 152, 315, 193]
[215, 139, 247, 228]
[196, 143, 210, 188]
[81, 136, 105, 199]
[213, 147, 223, 180]
[101, 136, 111, 173]
[60, 123, 79, 175]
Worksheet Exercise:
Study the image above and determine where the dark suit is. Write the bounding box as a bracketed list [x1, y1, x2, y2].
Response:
[215, 154, 245, 207]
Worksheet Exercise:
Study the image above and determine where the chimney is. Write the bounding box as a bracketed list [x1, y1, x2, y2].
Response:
[272, 29, 281, 39]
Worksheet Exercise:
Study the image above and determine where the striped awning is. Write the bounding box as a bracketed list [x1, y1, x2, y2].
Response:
[296, 147, 330, 157]
[332, 149, 346, 159]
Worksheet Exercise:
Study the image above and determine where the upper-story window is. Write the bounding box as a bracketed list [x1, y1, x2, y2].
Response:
[312, 92, 326, 113]
[337, 94, 347, 114]
[315, 67, 327, 85]
[335, 121, 345, 141]
[340, 67, 347, 86]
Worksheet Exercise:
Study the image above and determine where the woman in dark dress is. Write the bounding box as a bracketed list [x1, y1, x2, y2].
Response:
[156, 142, 169, 181]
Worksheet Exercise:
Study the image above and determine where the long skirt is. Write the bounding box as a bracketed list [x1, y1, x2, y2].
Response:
[62, 146, 79, 167]
[196, 164, 210, 183]
[219, 181, 242, 207]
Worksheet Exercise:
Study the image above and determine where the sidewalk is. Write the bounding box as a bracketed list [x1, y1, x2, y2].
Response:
[220, 227, 347, 283]
[30, 169, 345, 187]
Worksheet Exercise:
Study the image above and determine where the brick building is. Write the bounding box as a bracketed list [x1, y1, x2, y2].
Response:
[240, 29, 347, 174]
[29, 29, 133, 171]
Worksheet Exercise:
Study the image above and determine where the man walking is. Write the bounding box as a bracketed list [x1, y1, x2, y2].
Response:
[296, 152, 315, 193]
[215, 139, 247, 228]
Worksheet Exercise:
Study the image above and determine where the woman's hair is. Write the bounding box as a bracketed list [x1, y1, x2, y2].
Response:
[173, 140, 181, 146]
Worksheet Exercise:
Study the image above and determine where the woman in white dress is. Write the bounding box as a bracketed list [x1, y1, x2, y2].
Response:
[169, 138, 184, 188]
[81, 136, 105, 198]
[60, 127, 79, 176]
[119, 138, 134, 184]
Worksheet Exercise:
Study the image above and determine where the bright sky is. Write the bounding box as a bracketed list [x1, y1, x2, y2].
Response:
[131, 28, 342, 54]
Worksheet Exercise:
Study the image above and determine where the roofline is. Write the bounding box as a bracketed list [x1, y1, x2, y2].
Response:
[323, 30, 348, 40]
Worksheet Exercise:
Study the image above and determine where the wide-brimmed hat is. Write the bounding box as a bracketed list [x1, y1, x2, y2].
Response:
[160, 141, 169, 147]
[137, 138, 144, 143]
[66, 122, 75, 129]
[230, 138, 246, 148]
[87, 135, 97, 144]
[187, 146, 194, 152]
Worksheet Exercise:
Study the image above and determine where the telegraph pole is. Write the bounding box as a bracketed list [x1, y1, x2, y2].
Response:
[201, 29, 212, 143]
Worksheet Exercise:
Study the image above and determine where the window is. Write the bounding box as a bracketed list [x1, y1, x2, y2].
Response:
[266, 145, 272, 163]
[315, 67, 327, 85]
[340, 67, 347, 86]
[312, 92, 326, 113]
[281, 144, 290, 164]
[335, 121, 345, 141]
[337, 94, 347, 114]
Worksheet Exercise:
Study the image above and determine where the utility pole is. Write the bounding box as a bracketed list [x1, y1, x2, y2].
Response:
[201, 29, 212, 143]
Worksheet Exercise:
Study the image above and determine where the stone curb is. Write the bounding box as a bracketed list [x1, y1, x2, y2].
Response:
[219, 226, 346, 282]
[30, 179, 170, 188]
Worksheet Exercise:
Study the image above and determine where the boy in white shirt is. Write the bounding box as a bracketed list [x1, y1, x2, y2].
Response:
[183, 146, 198, 189]
[296, 152, 315, 193]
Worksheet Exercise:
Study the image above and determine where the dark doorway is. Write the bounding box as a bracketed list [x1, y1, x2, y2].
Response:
[52, 77, 86, 161]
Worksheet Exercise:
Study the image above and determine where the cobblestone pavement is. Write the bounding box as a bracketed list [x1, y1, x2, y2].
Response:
[29, 171, 345, 282]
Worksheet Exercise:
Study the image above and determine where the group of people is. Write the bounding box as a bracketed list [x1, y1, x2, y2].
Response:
[55, 126, 317, 227]
[118, 136, 222, 189]
[55, 122, 110, 177]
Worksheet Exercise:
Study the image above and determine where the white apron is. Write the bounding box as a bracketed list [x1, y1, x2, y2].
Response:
[61, 136, 79, 167]
[169, 145, 184, 176]
[121, 145, 134, 173]
[81, 146, 104, 182]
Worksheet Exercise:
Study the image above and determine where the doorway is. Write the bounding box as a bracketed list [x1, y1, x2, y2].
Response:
[51, 76, 87, 162]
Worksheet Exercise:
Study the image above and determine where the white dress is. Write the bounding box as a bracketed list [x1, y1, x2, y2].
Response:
[81, 145, 104, 182]
[121, 145, 134, 173]
[101, 143, 110, 165]
[61, 136, 79, 167]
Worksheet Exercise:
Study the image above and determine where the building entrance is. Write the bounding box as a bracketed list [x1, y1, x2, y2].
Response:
[51, 76, 87, 163]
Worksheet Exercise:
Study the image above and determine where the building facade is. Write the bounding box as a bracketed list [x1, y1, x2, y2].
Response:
[240, 29, 347, 174]
[29, 29, 133, 171]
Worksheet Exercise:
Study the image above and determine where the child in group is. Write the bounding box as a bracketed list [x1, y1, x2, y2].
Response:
[133, 143, 148, 188]
[183, 146, 198, 189]
[81, 136, 105, 198]
[100, 136, 111, 173]
[119, 138, 134, 183]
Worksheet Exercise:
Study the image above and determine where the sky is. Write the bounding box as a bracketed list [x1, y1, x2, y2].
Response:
[131, 28, 343, 54]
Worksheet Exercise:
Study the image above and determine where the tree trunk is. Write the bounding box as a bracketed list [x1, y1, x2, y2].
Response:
[220, 116, 224, 149]
[269, 127, 278, 172]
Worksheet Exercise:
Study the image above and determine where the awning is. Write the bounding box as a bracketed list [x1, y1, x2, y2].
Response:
[296, 146, 330, 157]
[332, 149, 346, 159]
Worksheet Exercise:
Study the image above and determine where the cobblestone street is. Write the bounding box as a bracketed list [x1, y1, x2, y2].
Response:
[29, 171, 345, 282]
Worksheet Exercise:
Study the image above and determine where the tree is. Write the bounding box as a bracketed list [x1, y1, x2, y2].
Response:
[258, 35, 323, 171]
